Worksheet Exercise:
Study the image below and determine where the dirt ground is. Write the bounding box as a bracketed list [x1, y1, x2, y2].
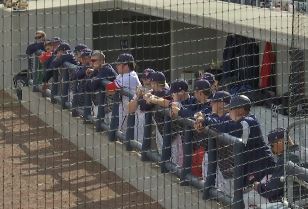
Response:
[0, 92, 164, 209]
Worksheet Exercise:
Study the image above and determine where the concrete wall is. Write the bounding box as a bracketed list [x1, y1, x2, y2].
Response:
[275, 44, 291, 96]
[0, 4, 93, 91]
[170, 21, 218, 81]
[93, 10, 133, 63]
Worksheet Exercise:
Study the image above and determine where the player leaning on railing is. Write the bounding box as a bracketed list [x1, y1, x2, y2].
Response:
[47, 42, 78, 107]
[194, 91, 231, 179]
[252, 128, 308, 207]
[105, 53, 141, 132]
[83, 50, 118, 122]
[170, 79, 212, 176]
[194, 94, 275, 208]
[138, 71, 170, 155]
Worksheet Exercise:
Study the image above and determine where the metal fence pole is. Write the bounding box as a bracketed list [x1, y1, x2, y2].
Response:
[109, 92, 120, 141]
[180, 123, 193, 186]
[32, 56, 40, 92]
[125, 113, 135, 151]
[60, 67, 70, 108]
[95, 91, 106, 132]
[141, 112, 152, 161]
[232, 141, 245, 209]
[161, 114, 172, 173]
[203, 135, 217, 200]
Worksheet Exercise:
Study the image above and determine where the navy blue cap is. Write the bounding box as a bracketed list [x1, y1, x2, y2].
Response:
[229, 95, 251, 110]
[268, 128, 285, 144]
[142, 68, 155, 79]
[201, 72, 215, 85]
[149, 71, 166, 84]
[194, 79, 210, 91]
[80, 48, 92, 57]
[74, 44, 88, 53]
[44, 39, 52, 46]
[169, 80, 188, 94]
[55, 42, 71, 53]
[50, 37, 61, 44]
[211, 91, 231, 104]
[116, 53, 135, 64]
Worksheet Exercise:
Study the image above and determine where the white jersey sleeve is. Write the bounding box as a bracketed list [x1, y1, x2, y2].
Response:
[240, 120, 250, 145]
[115, 71, 141, 95]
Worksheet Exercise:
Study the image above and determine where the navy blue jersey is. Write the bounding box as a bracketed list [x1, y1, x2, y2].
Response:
[50, 51, 78, 69]
[221, 114, 275, 184]
[203, 113, 236, 178]
[178, 98, 211, 118]
[257, 146, 300, 202]
[85, 64, 117, 92]
[70, 64, 88, 80]
[138, 88, 170, 111]
[26, 42, 45, 55]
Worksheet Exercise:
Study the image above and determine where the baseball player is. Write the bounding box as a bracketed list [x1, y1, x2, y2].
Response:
[194, 91, 231, 179]
[171, 79, 212, 118]
[105, 53, 141, 132]
[252, 128, 303, 208]
[83, 50, 117, 123]
[128, 68, 155, 143]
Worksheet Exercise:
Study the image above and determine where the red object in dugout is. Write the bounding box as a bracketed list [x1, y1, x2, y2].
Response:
[39, 51, 52, 63]
[260, 42, 275, 89]
[105, 81, 119, 91]
[191, 146, 205, 177]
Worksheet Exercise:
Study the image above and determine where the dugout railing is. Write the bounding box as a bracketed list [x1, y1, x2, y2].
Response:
[14, 53, 308, 209]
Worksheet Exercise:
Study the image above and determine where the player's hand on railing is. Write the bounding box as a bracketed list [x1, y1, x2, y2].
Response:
[42, 82, 49, 91]
[170, 102, 180, 118]
[194, 112, 205, 133]
[136, 85, 145, 98]
[253, 181, 260, 190]
[86, 68, 94, 77]
[143, 92, 153, 104]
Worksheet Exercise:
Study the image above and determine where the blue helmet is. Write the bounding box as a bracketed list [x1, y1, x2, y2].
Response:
[229, 95, 251, 110]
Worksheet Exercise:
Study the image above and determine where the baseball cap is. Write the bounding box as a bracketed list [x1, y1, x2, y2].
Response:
[149, 71, 166, 84]
[44, 39, 52, 46]
[201, 72, 215, 85]
[268, 128, 285, 144]
[169, 80, 188, 94]
[211, 91, 231, 104]
[229, 95, 251, 110]
[50, 37, 62, 44]
[142, 68, 155, 79]
[74, 44, 88, 53]
[80, 48, 92, 57]
[194, 79, 210, 91]
[55, 42, 71, 53]
[116, 53, 135, 64]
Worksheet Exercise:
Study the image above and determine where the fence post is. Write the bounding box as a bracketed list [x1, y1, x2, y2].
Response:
[32, 56, 40, 92]
[60, 67, 70, 109]
[95, 91, 106, 132]
[109, 92, 120, 141]
[180, 123, 193, 185]
[125, 113, 135, 151]
[161, 114, 172, 173]
[141, 112, 152, 161]
[203, 135, 217, 200]
[232, 141, 245, 209]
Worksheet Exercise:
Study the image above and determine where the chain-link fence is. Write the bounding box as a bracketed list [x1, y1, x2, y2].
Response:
[1, 0, 308, 209]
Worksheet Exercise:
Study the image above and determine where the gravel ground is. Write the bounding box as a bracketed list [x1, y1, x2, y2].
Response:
[0, 91, 164, 209]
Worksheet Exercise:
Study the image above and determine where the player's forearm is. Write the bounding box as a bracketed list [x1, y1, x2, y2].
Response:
[128, 99, 138, 113]
[150, 97, 169, 108]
